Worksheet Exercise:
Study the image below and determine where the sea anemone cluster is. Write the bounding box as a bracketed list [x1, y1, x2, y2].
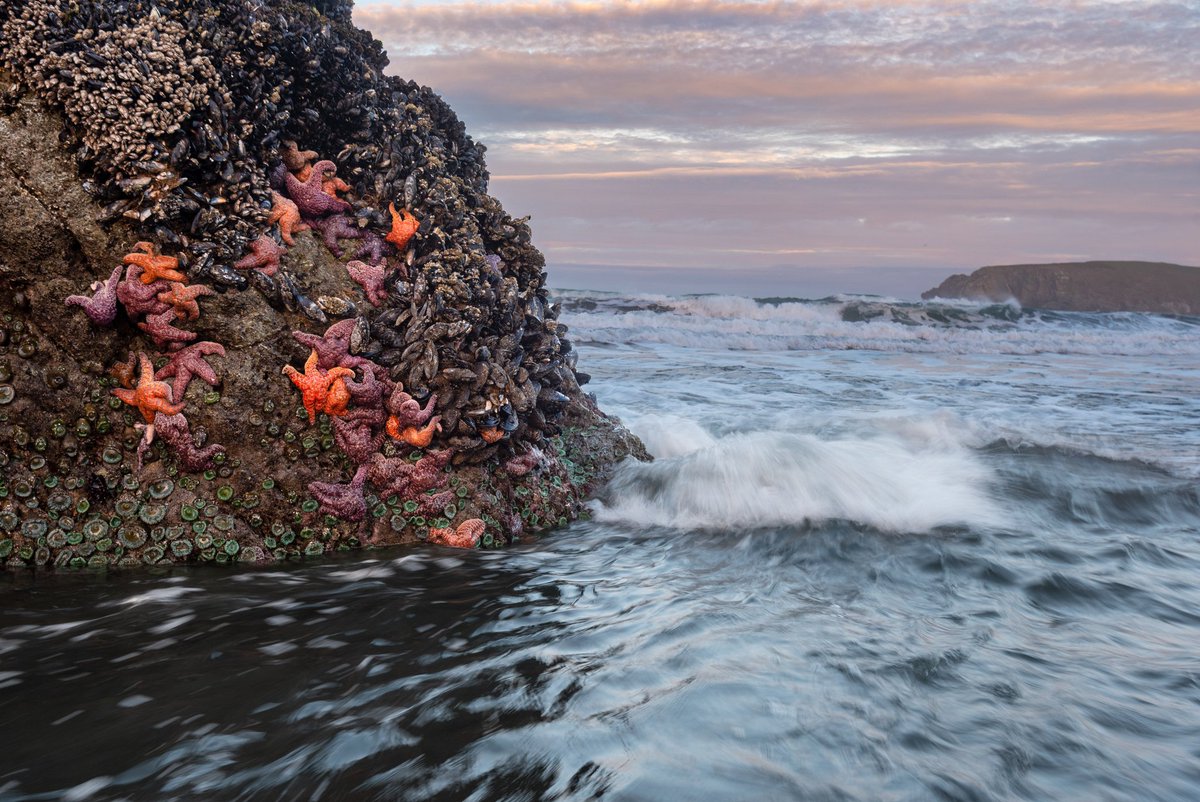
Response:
[1, 0, 581, 465]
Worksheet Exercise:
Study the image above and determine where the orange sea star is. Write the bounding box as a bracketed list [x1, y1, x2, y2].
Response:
[282, 350, 355, 424]
[388, 416, 441, 448]
[385, 203, 419, 251]
[123, 241, 186, 284]
[156, 281, 215, 321]
[428, 518, 485, 549]
[267, 190, 309, 246]
[111, 352, 185, 423]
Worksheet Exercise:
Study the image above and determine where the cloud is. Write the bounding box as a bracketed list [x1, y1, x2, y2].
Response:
[354, 0, 1200, 291]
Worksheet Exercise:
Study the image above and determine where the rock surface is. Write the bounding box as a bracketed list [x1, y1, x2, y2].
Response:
[921, 261, 1200, 314]
[0, 3, 647, 569]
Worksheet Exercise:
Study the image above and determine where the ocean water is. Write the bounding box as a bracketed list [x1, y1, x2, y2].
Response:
[2, 291, 1199, 801]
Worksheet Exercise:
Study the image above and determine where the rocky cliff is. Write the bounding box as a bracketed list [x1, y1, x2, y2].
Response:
[0, 0, 646, 569]
[921, 261, 1200, 314]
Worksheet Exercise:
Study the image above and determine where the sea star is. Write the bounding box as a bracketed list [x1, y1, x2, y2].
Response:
[65, 265, 123, 326]
[267, 191, 309, 246]
[325, 375, 352, 417]
[145, 412, 225, 472]
[292, 319, 369, 371]
[409, 449, 453, 493]
[138, 309, 197, 349]
[366, 449, 451, 499]
[342, 363, 390, 427]
[479, 425, 504, 444]
[428, 518, 485, 549]
[390, 416, 441, 448]
[322, 173, 351, 197]
[332, 416, 385, 464]
[345, 259, 387, 306]
[116, 265, 170, 318]
[123, 241, 186, 284]
[155, 341, 225, 401]
[308, 213, 362, 257]
[111, 352, 185, 423]
[308, 464, 368, 521]
[285, 160, 351, 218]
[233, 234, 285, 276]
[385, 203, 419, 251]
[283, 349, 355, 424]
[352, 231, 392, 267]
[503, 449, 544, 477]
[110, 351, 137, 389]
[386, 383, 438, 428]
[281, 140, 318, 179]
[156, 281, 215, 321]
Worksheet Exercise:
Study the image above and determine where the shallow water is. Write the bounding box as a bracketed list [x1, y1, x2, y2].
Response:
[3, 292, 1199, 801]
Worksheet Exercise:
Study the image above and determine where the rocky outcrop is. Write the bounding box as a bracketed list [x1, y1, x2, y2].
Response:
[921, 261, 1200, 314]
[0, 1, 647, 570]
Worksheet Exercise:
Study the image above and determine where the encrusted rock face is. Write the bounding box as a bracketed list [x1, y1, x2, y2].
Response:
[0, 0, 647, 569]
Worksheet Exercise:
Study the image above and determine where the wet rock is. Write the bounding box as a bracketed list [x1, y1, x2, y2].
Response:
[0, 0, 647, 570]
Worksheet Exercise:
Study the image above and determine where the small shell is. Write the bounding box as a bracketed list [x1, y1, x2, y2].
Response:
[349, 316, 371, 354]
[317, 296, 357, 318]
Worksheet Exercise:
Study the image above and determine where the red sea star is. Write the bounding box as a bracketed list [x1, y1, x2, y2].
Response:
[155, 341, 225, 401]
[285, 160, 351, 218]
[345, 259, 387, 306]
[65, 265, 123, 326]
[156, 281, 215, 321]
[233, 234, 285, 276]
[138, 309, 197, 349]
[111, 353, 185, 423]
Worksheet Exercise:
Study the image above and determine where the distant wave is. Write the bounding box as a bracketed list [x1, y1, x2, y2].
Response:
[555, 290, 1200, 356]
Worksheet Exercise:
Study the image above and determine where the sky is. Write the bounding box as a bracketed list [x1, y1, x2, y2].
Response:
[354, 0, 1200, 297]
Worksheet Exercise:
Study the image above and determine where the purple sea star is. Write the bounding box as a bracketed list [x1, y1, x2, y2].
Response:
[386, 383, 438, 429]
[345, 259, 387, 306]
[292, 319, 369, 371]
[308, 213, 362, 257]
[503, 448, 544, 477]
[332, 416, 385, 464]
[342, 363, 390, 427]
[138, 309, 197, 349]
[155, 341, 225, 401]
[309, 464, 369, 522]
[135, 412, 225, 472]
[284, 160, 351, 218]
[116, 265, 170, 319]
[65, 265, 123, 326]
[233, 234, 285, 276]
[352, 231, 392, 267]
